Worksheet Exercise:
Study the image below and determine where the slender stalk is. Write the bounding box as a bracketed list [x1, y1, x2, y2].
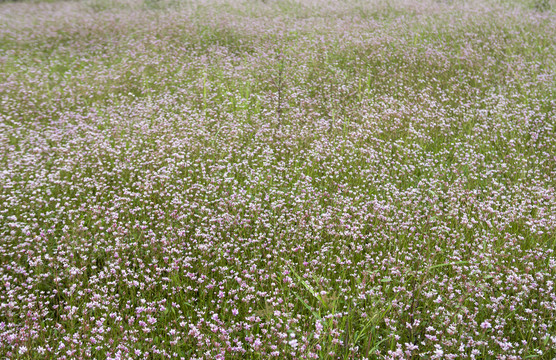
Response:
[276, 50, 284, 125]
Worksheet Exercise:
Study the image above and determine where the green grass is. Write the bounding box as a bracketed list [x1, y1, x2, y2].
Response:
[1, 0, 555, 359]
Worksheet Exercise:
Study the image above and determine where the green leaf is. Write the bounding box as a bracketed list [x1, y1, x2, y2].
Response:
[292, 292, 321, 320]
[427, 260, 469, 270]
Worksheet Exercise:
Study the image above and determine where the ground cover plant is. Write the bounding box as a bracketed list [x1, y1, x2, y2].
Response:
[1, 0, 556, 358]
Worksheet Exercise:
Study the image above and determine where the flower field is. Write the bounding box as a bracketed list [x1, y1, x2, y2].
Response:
[1, 0, 555, 358]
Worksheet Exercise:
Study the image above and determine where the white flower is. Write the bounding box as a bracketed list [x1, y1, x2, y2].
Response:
[432, 345, 443, 359]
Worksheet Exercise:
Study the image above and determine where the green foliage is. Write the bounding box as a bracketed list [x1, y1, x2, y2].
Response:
[1, 0, 555, 358]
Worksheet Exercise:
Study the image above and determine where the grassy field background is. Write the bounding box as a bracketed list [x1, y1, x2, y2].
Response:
[1, 0, 555, 359]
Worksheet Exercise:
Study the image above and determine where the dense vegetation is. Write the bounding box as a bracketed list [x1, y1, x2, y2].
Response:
[1, 0, 555, 358]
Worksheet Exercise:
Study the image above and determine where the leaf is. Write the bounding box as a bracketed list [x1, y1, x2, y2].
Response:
[427, 260, 469, 270]
[292, 292, 321, 320]
[289, 267, 322, 302]
[368, 337, 389, 353]
[354, 317, 376, 344]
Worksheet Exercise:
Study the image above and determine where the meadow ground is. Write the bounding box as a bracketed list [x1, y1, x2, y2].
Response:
[1, 0, 556, 359]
